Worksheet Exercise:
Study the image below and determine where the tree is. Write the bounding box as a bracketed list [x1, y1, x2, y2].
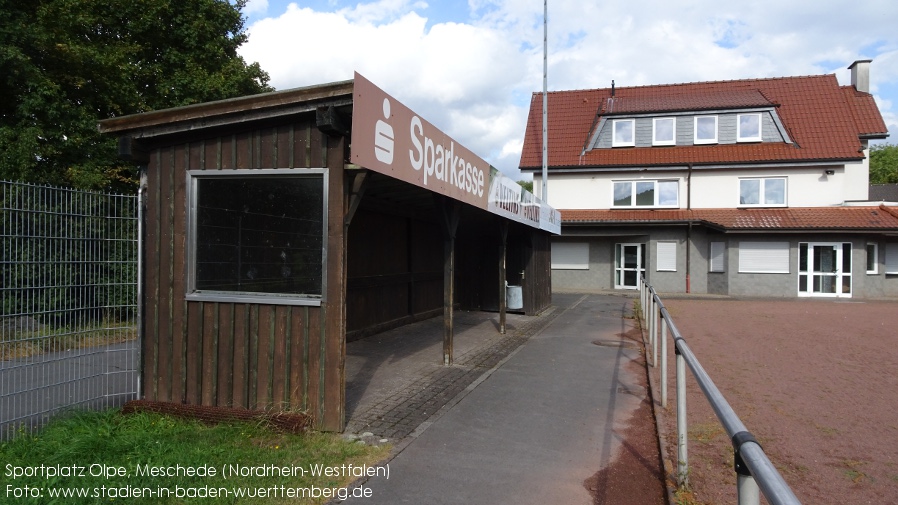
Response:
[869, 143, 898, 184]
[0, 0, 271, 191]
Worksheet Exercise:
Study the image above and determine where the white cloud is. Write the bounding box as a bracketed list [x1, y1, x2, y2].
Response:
[242, 0, 269, 17]
[240, 0, 898, 176]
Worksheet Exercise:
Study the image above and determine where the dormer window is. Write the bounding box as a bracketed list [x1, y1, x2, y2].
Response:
[737, 113, 762, 142]
[652, 118, 676, 146]
[694, 116, 718, 144]
[612, 119, 635, 147]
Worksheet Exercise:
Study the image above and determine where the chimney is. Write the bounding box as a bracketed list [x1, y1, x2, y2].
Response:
[848, 59, 872, 93]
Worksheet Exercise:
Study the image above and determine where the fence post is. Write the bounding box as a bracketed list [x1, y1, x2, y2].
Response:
[647, 292, 655, 366]
[661, 316, 668, 408]
[652, 299, 659, 368]
[676, 344, 689, 487]
[734, 433, 762, 505]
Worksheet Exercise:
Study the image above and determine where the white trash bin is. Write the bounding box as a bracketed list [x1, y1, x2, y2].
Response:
[506, 284, 523, 310]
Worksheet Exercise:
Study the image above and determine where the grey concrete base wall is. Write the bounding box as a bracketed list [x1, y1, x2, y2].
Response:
[553, 228, 898, 299]
[551, 239, 613, 291]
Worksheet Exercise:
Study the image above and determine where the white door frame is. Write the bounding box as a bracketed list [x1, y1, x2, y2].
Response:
[615, 243, 644, 290]
[798, 242, 852, 298]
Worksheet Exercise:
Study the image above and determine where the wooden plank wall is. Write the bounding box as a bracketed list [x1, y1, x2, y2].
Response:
[523, 230, 552, 315]
[141, 115, 346, 431]
[346, 210, 443, 339]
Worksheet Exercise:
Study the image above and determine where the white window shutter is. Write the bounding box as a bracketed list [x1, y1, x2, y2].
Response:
[710, 242, 725, 272]
[656, 242, 677, 271]
[739, 242, 789, 273]
[885, 243, 898, 274]
[552, 242, 589, 270]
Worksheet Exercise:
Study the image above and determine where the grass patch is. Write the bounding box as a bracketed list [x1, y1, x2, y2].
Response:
[1, 409, 390, 504]
[688, 422, 725, 444]
[842, 460, 868, 484]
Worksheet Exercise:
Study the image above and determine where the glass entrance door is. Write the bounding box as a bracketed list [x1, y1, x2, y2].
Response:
[615, 243, 644, 290]
[798, 243, 851, 297]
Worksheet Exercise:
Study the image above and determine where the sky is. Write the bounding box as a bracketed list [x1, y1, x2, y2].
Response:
[237, 0, 898, 180]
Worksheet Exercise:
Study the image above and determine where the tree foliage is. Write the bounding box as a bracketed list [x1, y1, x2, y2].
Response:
[0, 0, 271, 191]
[869, 143, 898, 184]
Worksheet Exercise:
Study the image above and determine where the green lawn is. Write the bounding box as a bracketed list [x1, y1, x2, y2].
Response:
[1, 409, 390, 504]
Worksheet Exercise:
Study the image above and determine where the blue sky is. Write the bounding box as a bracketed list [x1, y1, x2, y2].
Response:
[238, 0, 898, 179]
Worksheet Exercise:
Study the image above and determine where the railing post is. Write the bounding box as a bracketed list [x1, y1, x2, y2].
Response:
[652, 299, 659, 367]
[648, 292, 655, 366]
[738, 474, 761, 505]
[676, 344, 689, 487]
[735, 441, 761, 505]
[640, 279, 646, 321]
[661, 316, 668, 408]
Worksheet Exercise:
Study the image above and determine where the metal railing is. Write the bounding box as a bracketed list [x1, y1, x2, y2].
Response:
[1, 180, 139, 439]
[639, 278, 801, 505]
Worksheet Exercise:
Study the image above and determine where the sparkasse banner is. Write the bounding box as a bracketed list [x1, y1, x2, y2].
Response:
[351, 72, 560, 234]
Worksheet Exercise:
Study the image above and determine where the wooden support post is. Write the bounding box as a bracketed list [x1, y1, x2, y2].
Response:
[499, 220, 508, 334]
[435, 195, 461, 365]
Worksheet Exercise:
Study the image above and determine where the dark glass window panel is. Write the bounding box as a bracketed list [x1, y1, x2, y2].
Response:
[195, 176, 323, 296]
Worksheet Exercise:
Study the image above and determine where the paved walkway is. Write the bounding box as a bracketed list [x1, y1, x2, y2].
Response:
[341, 293, 651, 504]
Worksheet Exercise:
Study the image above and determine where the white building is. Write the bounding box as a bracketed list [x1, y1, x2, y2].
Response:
[520, 60, 896, 298]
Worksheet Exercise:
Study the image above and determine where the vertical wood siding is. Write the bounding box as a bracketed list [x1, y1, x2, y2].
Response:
[142, 115, 346, 431]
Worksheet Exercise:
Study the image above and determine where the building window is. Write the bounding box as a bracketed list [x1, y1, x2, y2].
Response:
[694, 116, 718, 144]
[709, 242, 725, 272]
[187, 169, 327, 305]
[738, 241, 789, 273]
[612, 119, 635, 147]
[867, 243, 878, 274]
[656, 242, 677, 271]
[653, 118, 676, 146]
[613, 180, 679, 208]
[737, 113, 762, 142]
[739, 177, 786, 206]
[551, 242, 589, 270]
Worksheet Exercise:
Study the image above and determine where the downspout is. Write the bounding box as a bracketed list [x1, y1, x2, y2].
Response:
[686, 163, 692, 293]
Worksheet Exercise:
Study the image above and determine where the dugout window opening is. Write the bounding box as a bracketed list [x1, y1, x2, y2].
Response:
[186, 169, 328, 306]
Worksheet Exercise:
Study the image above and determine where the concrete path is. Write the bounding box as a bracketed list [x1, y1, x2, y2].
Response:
[342, 293, 647, 505]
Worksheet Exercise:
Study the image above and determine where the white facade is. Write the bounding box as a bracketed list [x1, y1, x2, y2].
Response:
[538, 156, 870, 210]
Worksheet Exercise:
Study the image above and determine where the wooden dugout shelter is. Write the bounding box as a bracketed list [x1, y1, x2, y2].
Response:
[100, 73, 560, 431]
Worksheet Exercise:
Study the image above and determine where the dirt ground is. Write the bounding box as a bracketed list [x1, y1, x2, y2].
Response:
[647, 298, 898, 504]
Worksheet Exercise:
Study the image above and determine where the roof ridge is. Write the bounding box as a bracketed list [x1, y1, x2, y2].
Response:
[533, 73, 835, 96]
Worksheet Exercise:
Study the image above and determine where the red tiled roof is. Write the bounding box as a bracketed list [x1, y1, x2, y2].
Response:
[520, 75, 888, 170]
[602, 90, 774, 115]
[560, 206, 898, 231]
[840, 86, 889, 138]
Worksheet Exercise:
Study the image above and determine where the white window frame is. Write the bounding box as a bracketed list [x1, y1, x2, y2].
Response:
[612, 179, 679, 208]
[652, 117, 676, 146]
[612, 119, 636, 147]
[656, 241, 677, 272]
[739, 177, 787, 207]
[738, 241, 790, 274]
[694, 115, 718, 144]
[709, 242, 726, 272]
[866, 243, 878, 274]
[737, 113, 762, 142]
[551, 242, 589, 270]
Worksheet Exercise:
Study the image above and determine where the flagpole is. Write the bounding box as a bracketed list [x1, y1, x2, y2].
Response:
[541, 0, 548, 202]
